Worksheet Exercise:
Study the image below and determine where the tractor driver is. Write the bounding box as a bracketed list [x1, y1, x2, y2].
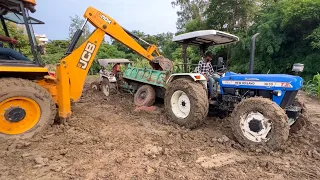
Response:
[112, 63, 121, 75]
[196, 51, 215, 99]
[0, 34, 30, 61]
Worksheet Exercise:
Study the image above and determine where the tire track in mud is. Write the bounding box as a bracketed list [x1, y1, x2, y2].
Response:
[0, 77, 319, 180]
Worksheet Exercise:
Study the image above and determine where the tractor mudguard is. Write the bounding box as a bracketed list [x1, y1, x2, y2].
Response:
[166, 73, 208, 88]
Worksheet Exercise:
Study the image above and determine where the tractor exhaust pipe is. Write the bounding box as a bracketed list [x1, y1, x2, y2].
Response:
[249, 33, 260, 74]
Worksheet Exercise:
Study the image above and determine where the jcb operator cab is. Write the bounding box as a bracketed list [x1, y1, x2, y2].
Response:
[0, 0, 45, 73]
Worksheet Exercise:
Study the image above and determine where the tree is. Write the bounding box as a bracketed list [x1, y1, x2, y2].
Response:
[205, 0, 275, 33]
[88, 43, 128, 75]
[171, 0, 209, 31]
[40, 15, 91, 66]
[41, 40, 70, 64]
[307, 26, 320, 50]
[229, 0, 320, 81]
[154, 32, 180, 60]
[110, 30, 173, 61]
[68, 14, 91, 48]
[45, 40, 70, 54]
[171, 0, 320, 81]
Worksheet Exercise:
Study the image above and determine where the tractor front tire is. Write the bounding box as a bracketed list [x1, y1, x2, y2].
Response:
[134, 85, 156, 107]
[101, 78, 110, 97]
[289, 97, 309, 133]
[230, 97, 289, 151]
[0, 78, 56, 139]
[164, 78, 208, 129]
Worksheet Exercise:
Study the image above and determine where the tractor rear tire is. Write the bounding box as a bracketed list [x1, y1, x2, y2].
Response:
[101, 78, 110, 97]
[0, 78, 56, 139]
[164, 78, 208, 129]
[230, 97, 289, 151]
[134, 85, 156, 107]
[289, 97, 309, 133]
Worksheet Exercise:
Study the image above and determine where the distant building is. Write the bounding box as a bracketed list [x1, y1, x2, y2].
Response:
[35, 34, 49, 45]
[35, 34, 49, 55]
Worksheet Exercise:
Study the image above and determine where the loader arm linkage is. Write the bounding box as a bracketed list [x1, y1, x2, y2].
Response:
[55, 6, 163, 120]
[84, 6, 162, 61]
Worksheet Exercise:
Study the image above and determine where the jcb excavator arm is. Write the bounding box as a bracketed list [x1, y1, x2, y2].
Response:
[55, 6, 167, 120]
[86, 6, 161, 61]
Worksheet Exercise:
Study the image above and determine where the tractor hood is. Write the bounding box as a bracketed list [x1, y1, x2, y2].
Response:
[219, 72, 304, 91]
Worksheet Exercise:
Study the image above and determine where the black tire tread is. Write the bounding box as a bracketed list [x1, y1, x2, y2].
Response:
[164, 78, 208, 129]
[230, 97, 289, 150]
[101, 78, 110, 97]
[0, 78, 56, 139]
[134, 84, 156, 107]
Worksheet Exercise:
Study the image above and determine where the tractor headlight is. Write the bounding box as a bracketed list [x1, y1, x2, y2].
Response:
[292, 63, 304, 73]
[273, 90, 282, 97]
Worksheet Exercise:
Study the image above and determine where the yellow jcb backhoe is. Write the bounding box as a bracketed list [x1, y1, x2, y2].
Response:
[0, 0, 173, 139]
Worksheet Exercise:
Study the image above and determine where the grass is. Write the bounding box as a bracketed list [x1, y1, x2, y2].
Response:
[303, 73, 320, 98]
[313, 73, 320, 98]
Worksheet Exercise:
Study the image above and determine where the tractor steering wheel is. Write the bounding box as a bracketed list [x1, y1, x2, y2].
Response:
[216, 67, 227, 75]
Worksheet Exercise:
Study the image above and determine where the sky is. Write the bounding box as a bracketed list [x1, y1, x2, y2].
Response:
[31, 0, 179, 40]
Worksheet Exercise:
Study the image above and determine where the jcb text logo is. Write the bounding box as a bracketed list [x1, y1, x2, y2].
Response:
[97, 11, 112, 24]
[101, 14, 112, 24]
[77, 42, 96, 70]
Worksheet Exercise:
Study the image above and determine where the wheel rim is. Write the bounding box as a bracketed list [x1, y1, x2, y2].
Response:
[91, 84, 98, 90]
[170, 90, 191, 119]
[0, 97, 41, 135]
[240, 112, 272, 143]
[102, 84, 110, 96]
[288, 118, 295, 126]
[137, 91, 147, 104]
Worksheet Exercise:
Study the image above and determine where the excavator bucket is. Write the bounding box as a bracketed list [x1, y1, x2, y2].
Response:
[152, 56, 174, 72]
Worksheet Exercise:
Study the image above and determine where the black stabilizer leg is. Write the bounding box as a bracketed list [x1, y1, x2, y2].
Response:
[65, 18, 88, 55]
[65, 30, 83, 55]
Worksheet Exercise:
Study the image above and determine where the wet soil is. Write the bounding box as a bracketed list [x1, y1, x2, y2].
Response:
[0, 77, 319, 180]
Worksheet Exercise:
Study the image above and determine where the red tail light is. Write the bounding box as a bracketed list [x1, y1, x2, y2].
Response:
[48, 71, 55, 77]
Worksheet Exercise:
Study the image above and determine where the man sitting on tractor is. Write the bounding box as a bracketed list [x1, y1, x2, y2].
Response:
[196, 51, 215, 99]
[112, 63, 122, 79]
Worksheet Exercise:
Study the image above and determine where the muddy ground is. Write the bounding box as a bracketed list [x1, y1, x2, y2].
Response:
[0, 77, 320, 180]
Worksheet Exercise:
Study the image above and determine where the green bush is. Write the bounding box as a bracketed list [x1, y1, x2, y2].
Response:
[313, 73, 320, 98]
[133, 58, 152, 68]
[303, 73, 320, 98]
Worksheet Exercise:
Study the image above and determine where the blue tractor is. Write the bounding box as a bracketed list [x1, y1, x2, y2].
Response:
[165, 30, 308, 150]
